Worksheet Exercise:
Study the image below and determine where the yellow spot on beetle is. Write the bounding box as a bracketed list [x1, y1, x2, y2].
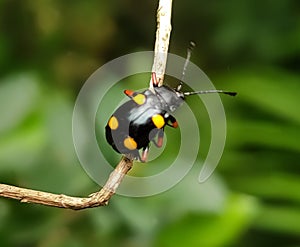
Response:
[123, 137, 137, 150]
[108, 116, 119, 130]
[152, 114, 165, 129]
[133, 94, 146, 105]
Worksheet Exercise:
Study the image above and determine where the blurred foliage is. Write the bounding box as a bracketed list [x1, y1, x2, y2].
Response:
[0, 0, 300, 246]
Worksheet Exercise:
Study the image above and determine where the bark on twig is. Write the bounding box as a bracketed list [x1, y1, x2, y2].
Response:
[150, 0, 173, 87]
[0, 156, 133, 210]
[0, 0, 173, 209]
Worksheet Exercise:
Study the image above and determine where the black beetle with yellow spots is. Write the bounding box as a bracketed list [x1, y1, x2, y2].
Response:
[105, 72, 236, 162]
[106, 42, 236, 162]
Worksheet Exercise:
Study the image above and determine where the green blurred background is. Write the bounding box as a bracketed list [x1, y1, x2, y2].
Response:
[1, 0, 300, 246]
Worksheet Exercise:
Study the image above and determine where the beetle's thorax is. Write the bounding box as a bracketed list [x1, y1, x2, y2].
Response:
[150, 85, 184, 112]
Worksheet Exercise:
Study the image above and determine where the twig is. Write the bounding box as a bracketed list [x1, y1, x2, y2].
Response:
[0, 156, 133, 210]
[150, 0, 173, 88]
[0, 0, 173, 209]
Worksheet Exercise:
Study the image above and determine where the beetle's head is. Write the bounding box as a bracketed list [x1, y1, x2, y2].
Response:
[154, 85, 184, 112]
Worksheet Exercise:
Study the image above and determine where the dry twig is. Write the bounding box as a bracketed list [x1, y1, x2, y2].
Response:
[0, 0, 173, 210]
[0, 157, 132, 210]
[150, 0, 173, 87]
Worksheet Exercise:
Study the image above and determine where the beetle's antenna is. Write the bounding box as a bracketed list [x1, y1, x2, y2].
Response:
[184, 90, 237, 96]
[177, 42, 237, 97]
[177, 41, 196, 92]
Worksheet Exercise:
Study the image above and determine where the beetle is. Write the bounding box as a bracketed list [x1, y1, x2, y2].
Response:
[105, 44, 236, 162]
[105, 73, 236, 162]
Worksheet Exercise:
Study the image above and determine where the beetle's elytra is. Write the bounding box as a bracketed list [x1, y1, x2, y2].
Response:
[105, 75, 182, 162]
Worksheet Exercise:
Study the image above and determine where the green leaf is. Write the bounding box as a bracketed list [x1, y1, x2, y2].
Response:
[228, 120, 300, 152]
[0, 118, 46, 172]
[256, 205, 300, 236]
[154, 194, 259, 247]
[228, 173, 300, 204]
[0, 73, 40, 134]
[219, 68, 300, 125]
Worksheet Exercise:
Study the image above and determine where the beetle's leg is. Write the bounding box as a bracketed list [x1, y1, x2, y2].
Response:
[126, 150, 144, 163]
[151, 72, 159, 87]
[166, 114, 178, 128]
[152, 128, 164, 148]
[141, 146, 149, 163]
[124, 89, 137, 98]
